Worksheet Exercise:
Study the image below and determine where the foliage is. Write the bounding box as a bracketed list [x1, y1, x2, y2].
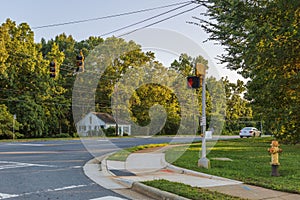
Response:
[222, 77, 253, 135]
[103, 127, 116, 137]
[0, 19, 65, 137]
[0, 104, 21, 139]
[166, 138, 300, 193]
[0, 18, 255, 138]
[192, 0, 300, 143]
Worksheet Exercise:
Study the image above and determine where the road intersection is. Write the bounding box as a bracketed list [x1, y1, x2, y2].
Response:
[0, 137, 200, 199]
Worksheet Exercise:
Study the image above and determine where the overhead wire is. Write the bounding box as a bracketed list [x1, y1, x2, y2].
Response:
[100, 2, 193, 37]
[1, 1, 202, 109]
[31, 1, 193, 29]
[118, 4, 201, 37]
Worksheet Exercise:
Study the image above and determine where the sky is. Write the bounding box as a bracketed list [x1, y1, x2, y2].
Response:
[0, 0, 244, 82]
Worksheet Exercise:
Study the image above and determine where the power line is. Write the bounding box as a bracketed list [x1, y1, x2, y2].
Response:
[32, 1, 193, 29]
[100, 2, 193, 37]
[118, 5, 201, 38]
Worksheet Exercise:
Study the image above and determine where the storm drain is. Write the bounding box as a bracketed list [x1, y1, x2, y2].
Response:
[110, 169, 136, 176]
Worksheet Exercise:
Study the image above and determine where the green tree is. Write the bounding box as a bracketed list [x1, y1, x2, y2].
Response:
[193, 0, 300, 143]
[170, 53, 208, 77]
[40, 34, 104, 134]
[170, 54, 228, 135]
[0, 19, 68, 137]
[222, 77, 253, 134]
[0, 104, 20, 139]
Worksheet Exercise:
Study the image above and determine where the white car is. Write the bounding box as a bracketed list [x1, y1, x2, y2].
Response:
[239, 127, 261, 138]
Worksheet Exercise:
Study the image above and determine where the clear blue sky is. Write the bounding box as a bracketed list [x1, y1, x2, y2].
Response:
[1, 0, 243, 82]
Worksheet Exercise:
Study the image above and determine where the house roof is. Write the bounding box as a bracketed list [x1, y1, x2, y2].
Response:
[92, 112, 131, 125]
[94, 112, 116, 124]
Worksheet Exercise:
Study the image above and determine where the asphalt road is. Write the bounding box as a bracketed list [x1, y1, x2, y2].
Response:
[0, 136, 201, 200]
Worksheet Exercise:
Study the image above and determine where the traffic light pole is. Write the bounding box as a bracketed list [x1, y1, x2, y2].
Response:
[198, 72, 210, 169]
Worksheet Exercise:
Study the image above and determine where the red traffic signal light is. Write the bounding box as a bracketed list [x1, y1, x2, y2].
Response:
[187, 76, 200, 88]
[50, 61, 56, 78]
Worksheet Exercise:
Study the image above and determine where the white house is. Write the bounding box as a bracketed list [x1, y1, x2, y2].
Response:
[76, 112, 131, 136]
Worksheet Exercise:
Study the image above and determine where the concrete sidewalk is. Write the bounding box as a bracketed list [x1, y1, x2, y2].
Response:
[84, 150, 300, 200]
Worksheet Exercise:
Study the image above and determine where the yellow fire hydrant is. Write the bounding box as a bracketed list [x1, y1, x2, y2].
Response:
[268, 140, 282, 176]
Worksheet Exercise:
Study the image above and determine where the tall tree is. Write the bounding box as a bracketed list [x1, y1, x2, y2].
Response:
[193, 0, 300, 143]
[0, 19, 67, 137]
[222, 77, 253, 134]
[0, 104, 20, 139]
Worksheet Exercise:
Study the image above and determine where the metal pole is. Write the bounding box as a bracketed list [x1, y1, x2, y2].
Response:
[13, 114, 16, 140]
[198, 73, 210, 168]
[261, 119, 263, 135]
[201, 73, 206, 158]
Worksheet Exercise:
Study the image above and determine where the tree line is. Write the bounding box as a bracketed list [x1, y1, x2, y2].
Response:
[0, 18, 261, 140]
[191, 0, 299, 144]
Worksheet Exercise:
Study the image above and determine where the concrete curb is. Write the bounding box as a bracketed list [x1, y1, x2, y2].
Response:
[89, 153, 192, 200]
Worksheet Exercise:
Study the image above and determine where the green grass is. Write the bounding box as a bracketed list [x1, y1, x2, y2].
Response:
[143, 179, 246, 200]
[165, 137, 300, 194]
[107, 143, 168, 161]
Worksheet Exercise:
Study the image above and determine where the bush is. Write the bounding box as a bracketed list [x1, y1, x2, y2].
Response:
[51, 133, 71, 138]
[104, 127, 116, 137]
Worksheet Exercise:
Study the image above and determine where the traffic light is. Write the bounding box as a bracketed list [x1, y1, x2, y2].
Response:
[49, 61, 56, 78]
[187, 76, 200, 88]
[76, 51, 84, 72]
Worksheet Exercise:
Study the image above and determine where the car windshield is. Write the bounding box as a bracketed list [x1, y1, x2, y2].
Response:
[243, 127, 253, 130]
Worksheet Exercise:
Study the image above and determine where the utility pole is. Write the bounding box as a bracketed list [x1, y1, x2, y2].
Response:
[13, 114, 16, 140]
[196, 63, 210, 169]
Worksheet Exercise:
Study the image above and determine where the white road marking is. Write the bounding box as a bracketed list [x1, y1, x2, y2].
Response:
[48, 185, 87, 192]
[0, 161, 55, 170]
[4, 143, 47, 146]
[21, 184, 89, 196]
[97, 139, 110, 142]
[0, 184, 93, 199]
[89, 197, 127, 200]
[0, 193, 19, 199]
[70, 166, 82, 169]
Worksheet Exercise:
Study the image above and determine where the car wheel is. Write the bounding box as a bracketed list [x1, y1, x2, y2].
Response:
[240, 136, 243, 138]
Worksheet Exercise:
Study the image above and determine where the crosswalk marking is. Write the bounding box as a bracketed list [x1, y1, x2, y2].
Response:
[0, 161, 54, 170]
[3, 143, 48, 146]
[0, 192, 19, 199]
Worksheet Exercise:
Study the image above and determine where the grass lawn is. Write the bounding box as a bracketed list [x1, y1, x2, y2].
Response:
[143, 179, 246, 200]
[165, 137, 300, 194]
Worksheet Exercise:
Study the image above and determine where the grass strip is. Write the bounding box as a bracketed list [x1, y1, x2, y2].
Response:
[107, 143, 168, 161]
[143, 179, 246, 200]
